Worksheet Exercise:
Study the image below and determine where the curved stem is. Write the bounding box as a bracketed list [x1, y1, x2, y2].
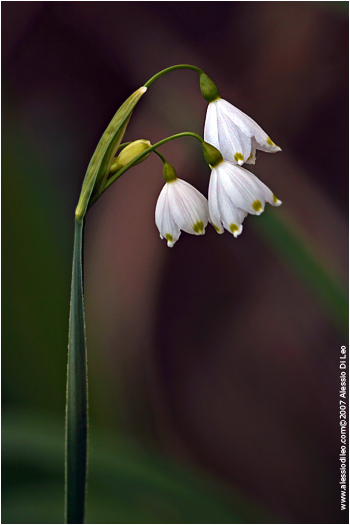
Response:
[152, 149, 167, 163]
[144, 64, 203, 88]
[101, 132, 203, 195]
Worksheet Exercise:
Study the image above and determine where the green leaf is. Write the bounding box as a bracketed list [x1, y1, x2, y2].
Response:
[75, 87, 147, 219]
[66, 218, 87, 524]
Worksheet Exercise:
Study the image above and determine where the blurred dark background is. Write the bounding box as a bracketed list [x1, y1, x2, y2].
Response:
[2, 2, 349, 523]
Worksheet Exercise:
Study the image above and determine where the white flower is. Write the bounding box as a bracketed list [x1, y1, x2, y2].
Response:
[204, 98, 281, 166]
[208, 161, 282, 236]
[155, 178, 209, 247]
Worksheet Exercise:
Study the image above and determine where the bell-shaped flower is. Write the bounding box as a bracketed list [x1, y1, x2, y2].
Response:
[204, 98, 281, 166]
[208, 160, 282, 236]
[155, 176, 209, 248]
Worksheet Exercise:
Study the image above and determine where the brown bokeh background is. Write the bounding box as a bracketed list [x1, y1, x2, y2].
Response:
[2, 2, 348, 524]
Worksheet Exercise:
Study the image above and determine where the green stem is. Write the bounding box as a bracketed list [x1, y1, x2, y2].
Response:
[88, 132, 203, 208]
[103, 132, 203, 194]
[144, 64, 203, 88]
[152, 149, 167, 163]
[65, 218, 88, 524]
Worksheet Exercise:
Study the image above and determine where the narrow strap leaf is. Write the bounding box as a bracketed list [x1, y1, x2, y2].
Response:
[65, 218, 87, 524]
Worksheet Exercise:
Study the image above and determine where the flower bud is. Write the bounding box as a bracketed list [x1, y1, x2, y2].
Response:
[110, 139, 151, 174]
[200, 73, 220, 103]
[201, 141, 223, 167]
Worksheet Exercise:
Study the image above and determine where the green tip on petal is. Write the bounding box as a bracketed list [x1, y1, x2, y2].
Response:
[234, 152, 244, 163]
[272, 194, 282, 206]
[230, 223, 239, 233]
[165, 233, 173, 242]
[252, 200, 263, 212]
[193, 221, 204, 234]
[266, 136, 281, 150]
[212, 223, 221, 233]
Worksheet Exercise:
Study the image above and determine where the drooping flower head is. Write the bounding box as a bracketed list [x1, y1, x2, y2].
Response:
[204, 99, 281, 166]
[200, 140, 281, 238]
[155, 162, 209, 247]
[208, 160, 282, 236]
[200, 73, 281, 166]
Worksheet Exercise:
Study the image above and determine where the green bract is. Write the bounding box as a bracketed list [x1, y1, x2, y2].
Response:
[75, 86, 147, 220]
[199, 73, 220, 103]
[162, 161, 177, 182]
[201, 141, 223, 167]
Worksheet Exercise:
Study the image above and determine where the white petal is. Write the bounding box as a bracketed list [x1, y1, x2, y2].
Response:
[219, 99, 281, 154]
[217, 188, 246, 237]
[204, 102, 219, 151]
[155, 183, 167, 235]
[218, 161, 282, 215]
[209, 160, 281, 237]
[245, 147, 256, 165]
[232, 166, 283, 209]
[215, 162, 265, 215]
[155, 184, 181, 247]
[208, 169, 224, 233]
[168, 179, 209, 235]
[209, 167, 247, 236]
[249, 174, 282, 207]
[215, 100, 252, 164]
[155, 179, 210, 246]
[251, 129, 281, 154]
[205, 100, 252, 165]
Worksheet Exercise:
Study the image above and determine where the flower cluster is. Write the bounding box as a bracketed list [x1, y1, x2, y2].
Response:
[155, 75, 282, 247]
[100, 70, 282, 247]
